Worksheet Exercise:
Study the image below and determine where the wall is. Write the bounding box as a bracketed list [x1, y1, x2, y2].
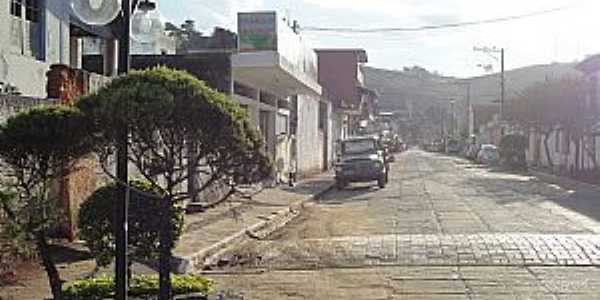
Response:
[325, 101, 335, 168]
[317, 51, 358, 107]
[0, 0, 70, 98]
[527, 127, 587, 173]
[296, 94, 323, 176]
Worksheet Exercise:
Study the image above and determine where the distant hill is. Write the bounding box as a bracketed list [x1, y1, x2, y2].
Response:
[467, 62, 580, 105]
[363, 62, 580, 138]
[364, 63, 580, 112]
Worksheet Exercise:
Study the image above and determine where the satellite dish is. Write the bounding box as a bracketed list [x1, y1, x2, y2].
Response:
[131, 5, 162, 43]
[70, 0, 122, 26]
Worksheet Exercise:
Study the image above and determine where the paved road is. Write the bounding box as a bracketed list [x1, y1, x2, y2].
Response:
[208, 150, 600, 299]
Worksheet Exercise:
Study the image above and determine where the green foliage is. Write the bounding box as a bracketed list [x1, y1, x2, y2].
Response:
[77, 67, 271, 196]
[79, 180, 185, 267]
[508, 76, 589, 130]
[0, 105, 95, 235]
[0, 105, 96, 299]
[499, 134, 528, 168]
[76, 67, 271, 297]
[0, 105, 94, 176]
[62, 274, 214, 299]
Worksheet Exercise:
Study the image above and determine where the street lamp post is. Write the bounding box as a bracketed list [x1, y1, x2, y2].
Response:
[474, 46, 505, 120]
[70, 1, 157, 299]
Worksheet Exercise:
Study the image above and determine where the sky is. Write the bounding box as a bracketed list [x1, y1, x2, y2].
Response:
[158, 0, 600, 78]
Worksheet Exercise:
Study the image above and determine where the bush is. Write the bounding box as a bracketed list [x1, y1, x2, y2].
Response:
[499, 134, 528, 168]
[78, 180, 185, 268]
[62, 274, 214, 299]
[0, 105, 96, 299]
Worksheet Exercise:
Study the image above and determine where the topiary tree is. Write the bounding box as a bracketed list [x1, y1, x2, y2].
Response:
[77, 67, 271, 299]
[79, 180, 184, 275]
[0, 105, 95, 299]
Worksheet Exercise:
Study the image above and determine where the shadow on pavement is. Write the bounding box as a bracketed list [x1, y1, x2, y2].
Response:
[316, 184, 379, 205]
[279, 179, 332, 196]
[466, 169, 600, 224]
[49, 244, 92, 264]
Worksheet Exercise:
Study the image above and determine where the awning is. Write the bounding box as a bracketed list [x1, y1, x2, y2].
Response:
[233, 51, 322, 98]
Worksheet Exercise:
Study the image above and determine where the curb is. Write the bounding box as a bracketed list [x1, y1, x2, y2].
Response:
[172, 182, 335, 274]
[528, 169, 600, 193]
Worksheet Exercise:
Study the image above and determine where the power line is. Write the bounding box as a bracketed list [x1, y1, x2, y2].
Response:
[301, 5, 574, 33]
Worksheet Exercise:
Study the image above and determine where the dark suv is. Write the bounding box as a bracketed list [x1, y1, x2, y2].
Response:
[335, 136, 389, 189]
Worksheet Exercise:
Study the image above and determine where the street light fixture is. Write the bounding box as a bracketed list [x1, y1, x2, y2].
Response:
[70, 0, 122, 26]
[131, 2, 163, 43]
[474, 46, 505, 120]
[69, 1, 157, 299]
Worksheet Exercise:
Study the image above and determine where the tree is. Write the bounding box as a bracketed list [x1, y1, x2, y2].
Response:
[77, 67, 271, 299]
[499, 134, 528, 168]
[78, 180, 185, 276]
[508, 76, 589, 168]
[0, 106, 95, 299]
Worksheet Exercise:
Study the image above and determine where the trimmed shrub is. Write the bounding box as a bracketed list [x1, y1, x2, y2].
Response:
[62, 274, 214, 299]
[78, 180, 185, 268]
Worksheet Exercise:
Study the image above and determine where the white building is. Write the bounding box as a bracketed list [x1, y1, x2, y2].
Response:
[232, 11, 330, 181]
[0, 0, 74, 97]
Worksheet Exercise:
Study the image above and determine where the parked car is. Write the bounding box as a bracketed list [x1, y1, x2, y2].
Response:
[335, 136, 389, 189]
[389, 135, 405, 153]
[477, 144, 500, 165]
[446, 139, 461, 154]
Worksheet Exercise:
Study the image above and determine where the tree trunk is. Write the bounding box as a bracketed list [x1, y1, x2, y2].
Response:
[35, 233, 62, 300]
[584, 135, 597, 170]
[543, 132, 554, 168]
[158, 197, 173, 300]
[575, 138, 581, 174]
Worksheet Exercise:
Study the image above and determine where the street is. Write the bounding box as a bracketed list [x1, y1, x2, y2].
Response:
[209, 150, 600, 299]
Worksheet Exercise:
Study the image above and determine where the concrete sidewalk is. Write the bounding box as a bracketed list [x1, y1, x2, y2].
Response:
[173, 172, 334, 273]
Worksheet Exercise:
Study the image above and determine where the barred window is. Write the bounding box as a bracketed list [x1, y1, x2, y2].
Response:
[10, 0, 22, 17]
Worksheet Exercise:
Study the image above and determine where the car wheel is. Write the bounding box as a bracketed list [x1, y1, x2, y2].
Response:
[378, 178, 385, 188]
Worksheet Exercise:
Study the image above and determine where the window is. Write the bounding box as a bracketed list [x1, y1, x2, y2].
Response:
[10, 0, 22, 17]
[342, 140, 376, 155]
[9, 0, 43, 60]
[25, 0, 40, 23]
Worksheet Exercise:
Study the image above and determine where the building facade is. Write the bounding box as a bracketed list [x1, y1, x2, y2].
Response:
[233, 11, 328, 180]
[0, 0, 73, 98]
[316, 48, 377, 162]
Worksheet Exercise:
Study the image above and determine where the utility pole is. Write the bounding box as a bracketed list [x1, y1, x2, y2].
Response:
[500, 48, 505, 120]
[473, 46, 505, 120]
[450, 100, 455, 137]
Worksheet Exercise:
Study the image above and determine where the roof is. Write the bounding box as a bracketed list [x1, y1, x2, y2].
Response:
[315, 48, 368, 63]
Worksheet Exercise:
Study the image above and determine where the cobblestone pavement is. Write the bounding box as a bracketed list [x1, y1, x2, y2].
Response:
[217, 234, 600, 269]
[208, 150, 600, 299]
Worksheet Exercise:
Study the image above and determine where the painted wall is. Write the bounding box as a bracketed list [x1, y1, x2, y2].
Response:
[0, 0, 71, 98]
[296, 94, 324, 176]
